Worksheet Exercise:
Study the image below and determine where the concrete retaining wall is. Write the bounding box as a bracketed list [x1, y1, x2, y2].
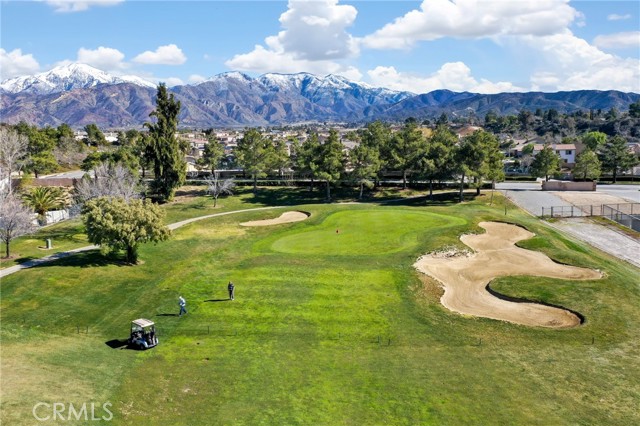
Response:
[542, 181, 596, 191]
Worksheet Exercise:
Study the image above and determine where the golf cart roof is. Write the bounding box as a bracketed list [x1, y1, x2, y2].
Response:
[132, 318, 155, 328]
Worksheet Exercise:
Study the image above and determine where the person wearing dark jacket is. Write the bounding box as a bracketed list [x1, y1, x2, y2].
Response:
[228, 282, 235, 300]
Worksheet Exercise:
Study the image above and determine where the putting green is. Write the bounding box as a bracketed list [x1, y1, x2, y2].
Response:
[270, 209, 465, 255]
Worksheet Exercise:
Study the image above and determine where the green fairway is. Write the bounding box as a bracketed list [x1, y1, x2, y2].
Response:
[1, 191, 639, 425]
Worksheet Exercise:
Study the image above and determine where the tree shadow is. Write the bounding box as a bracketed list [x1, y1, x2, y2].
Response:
[243, 187, 326, 206]
[383, 191, 479, 206]
[13, 256, 38, 264]
[35, 250, 128, 269]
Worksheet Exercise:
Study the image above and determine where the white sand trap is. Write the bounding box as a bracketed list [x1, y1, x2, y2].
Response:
[240, 211, 309, 227]
[414, 222, 602, 328]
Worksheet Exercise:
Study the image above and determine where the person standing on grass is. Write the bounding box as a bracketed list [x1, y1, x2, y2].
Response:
[178, 296, 187, 316]
[228, 282, 235, 300]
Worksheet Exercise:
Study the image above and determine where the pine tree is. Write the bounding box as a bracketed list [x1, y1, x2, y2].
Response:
[145, 84, 186, 202]
[387, 121, 426, 189]
[599, 136, 639, 183]
[316, 129, 345, 201]
[235, 128, 274, 193]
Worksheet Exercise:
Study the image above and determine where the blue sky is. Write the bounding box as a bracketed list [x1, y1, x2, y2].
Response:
[1, 0, 639, 93]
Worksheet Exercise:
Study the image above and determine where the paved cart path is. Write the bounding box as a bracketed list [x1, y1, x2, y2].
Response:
[0, 206, 286, 279]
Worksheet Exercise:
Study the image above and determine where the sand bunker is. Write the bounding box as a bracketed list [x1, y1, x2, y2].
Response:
[240, 211, 309, 227]
[414, 222, 602, 328]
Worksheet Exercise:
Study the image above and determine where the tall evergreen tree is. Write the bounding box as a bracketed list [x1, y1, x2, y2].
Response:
[84, 124, 107, 146]
[316, 129, 345, 201]
[197, 137, 225, 174]
[599, 136, 639, 183]
[387, 121, 426, 189]
[145, 84, 186, 202]
[17, 124, 58, 178]
[293, 133, 320, 191]
[235, 128, 274, 193]
[454, 130, 504, 201]
[271, 139, 291, 178]
[350, 138, 381, 199]
[420, 126, 455, 199]
[361, 121, 392, 188]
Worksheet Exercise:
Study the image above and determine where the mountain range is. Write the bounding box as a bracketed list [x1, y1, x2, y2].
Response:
[1, 64, 638, 128]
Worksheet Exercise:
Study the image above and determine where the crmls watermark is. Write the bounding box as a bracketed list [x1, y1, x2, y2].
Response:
[32, 402, 113, 422]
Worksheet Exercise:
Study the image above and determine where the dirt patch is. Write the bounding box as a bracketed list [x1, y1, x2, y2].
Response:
[414, 221, 602, 328]
[240, 211, 309, 227]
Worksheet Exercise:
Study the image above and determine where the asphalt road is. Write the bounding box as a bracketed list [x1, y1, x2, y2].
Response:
[40, 170, 91, 179]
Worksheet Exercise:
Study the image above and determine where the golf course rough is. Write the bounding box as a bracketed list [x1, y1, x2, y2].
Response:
[414, 221, 603, 328]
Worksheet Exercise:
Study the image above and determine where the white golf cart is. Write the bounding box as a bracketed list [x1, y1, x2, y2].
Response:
[128, 318, 158, 350]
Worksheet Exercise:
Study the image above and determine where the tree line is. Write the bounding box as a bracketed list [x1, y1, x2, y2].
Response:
[2, 84, 638, 263]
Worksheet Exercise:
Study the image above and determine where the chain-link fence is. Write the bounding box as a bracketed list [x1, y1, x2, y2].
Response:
[541, 203, 640, 232]
[602, 204, 640, 232]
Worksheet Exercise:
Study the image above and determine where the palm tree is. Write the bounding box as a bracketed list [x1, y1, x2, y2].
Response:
[22, 186, 66, 223]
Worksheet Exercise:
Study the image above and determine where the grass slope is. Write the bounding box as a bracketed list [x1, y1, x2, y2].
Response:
[1, 190, 639, 425]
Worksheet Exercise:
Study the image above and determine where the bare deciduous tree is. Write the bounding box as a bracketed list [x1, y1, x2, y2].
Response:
[54, 136, 86, 168]
[205, 172, 235, 207]
[73, 162, 140, 209]
[0, 127, 29, 194]
[0, 194, 35, 258]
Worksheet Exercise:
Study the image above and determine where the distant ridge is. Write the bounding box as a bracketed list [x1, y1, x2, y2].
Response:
[1, 63, 638, 128]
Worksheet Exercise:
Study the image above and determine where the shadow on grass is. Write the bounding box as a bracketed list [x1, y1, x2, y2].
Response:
[36, 250, 128, 269]
[204, 299, 230, 302]
[242, 187, 327, 206]
[382, 191, 480, 206]
[13, 256, 38, 264]
[105, 339, 129, 349]
[243, 186, 484, 207]
[156, 313, 179, 317]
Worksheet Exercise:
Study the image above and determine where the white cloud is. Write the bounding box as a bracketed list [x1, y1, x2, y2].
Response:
[44, 0, 124, 13]
[77, 46, 126, 71]
[226, 0, 359, 77]
[188, 74, 207, 84]
[525, 31, 640, 92]
[0, 48, 40, 79]
[277, 0, 358, 60]
[362, 0, 578, 49]
[158, 77, 184, 87]
[226, 44, 361, 80]
[607, 13, 631, 21]
[133, 44, 187, 65]
[594, 31, 640, 50]
[367, 62, 523, 94]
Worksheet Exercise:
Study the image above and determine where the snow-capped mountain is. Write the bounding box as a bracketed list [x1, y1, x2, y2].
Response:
[0, 63, 155, 95]
[1, 64, 638, 128]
